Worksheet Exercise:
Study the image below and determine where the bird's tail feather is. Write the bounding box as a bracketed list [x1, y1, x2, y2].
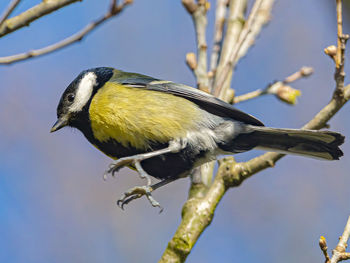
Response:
[235, 126, 344, 160]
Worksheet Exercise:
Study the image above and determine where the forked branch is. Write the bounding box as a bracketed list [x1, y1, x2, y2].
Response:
[0, 0, 21, 28]
[160, 1, 349, 262]
[233, 66, 313, 104]
[320, 216, 350, 263]
[0, 0, 132, 65]
[0, 0, 81, 38]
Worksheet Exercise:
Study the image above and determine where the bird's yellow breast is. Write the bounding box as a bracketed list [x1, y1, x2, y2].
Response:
[89, 82, 202, 150]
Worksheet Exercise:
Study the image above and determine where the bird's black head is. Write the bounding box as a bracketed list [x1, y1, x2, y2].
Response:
[51, 67, 114, 132]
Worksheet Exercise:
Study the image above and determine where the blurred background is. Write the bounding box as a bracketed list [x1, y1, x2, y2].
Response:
[0, 0, 349, 262]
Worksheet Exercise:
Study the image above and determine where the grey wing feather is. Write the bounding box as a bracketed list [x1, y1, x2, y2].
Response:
[111, 72, 264, 126]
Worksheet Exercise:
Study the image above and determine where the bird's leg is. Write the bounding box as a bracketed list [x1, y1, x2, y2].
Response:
[104, 139, 187, 210]
[104, 139, 186, 180]
[117, 177, 178, 212]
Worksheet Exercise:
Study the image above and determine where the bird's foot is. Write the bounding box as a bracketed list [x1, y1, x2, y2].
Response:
[103, 156, 151, 185]
[103, 142, 186, 181]
[117, 185, 163, 212]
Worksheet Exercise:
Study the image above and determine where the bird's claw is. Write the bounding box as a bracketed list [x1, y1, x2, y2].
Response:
[105, 158, 134, 177]
[117, 185, 163, 213]
[103, 157, 152, 185]
[103, 155, 162, 211]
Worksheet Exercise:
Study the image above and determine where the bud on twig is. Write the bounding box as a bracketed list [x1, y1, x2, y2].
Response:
[267, 82, 301, 105]
[319, 236, 331, 263]
[224, 89, 235, 104]
[284, 66, 314, 83]
[319, 236, 328, 250]
[186, 52, 197, 70]
[182, 0, 198, 14]
[299, 66, 314, 77]
[276, 85, 301, 105]
[324, 45, 337, 61]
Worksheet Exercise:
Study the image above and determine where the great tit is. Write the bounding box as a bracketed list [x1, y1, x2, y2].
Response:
[51, 67, 344, 209]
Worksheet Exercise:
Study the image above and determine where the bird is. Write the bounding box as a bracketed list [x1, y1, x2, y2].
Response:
[51, 67, 345, 210]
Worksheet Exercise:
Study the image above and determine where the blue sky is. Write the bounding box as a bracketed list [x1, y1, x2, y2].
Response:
[0, 0, 349, 262]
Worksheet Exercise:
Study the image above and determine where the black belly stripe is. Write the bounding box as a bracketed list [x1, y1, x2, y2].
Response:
[93, 138, 207, 180]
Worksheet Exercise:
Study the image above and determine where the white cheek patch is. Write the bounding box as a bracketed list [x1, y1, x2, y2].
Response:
[70, 72, 97, 112]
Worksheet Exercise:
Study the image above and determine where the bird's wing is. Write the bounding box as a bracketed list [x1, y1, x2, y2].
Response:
[110, 71, 264, 126]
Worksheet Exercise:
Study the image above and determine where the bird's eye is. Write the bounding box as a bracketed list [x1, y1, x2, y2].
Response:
[67, 94, 75, 102]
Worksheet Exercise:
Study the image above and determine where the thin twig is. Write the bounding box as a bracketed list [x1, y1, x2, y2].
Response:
[211, 0, 247, 95]
[232, 88, 264, 104]
[209, 0, 229, 77]
[0, 0, 21, 28]
[336, 0, 343, 68]
[333, 0, 349, 99]
[213, 0, 274, 100]
[232, 66, 313, 104]
[0, 0, 81, 38]
[213, 0, 264, 98]
[330, 216, 350, 263]
[0, 0, 132, 65]
[236, 0, 274, 61]
[319, 236, 331, 263]
[183, 0, 209, 91]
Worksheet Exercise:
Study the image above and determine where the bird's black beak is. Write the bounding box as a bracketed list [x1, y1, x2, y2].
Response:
[50, 116, 68, 133]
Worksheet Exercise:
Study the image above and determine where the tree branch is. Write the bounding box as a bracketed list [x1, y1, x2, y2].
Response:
[0, 0, 21, 28]
[213, 0, 274, 99]
[183, 0, 210, 92]
[333, 0, 349, 99]
[236, 0, 274, 62]
[320, 236, 331, 263]
[0, 0, 83, 38]
[232, 66, 313, 104]
[209, 0, 228, 77]
[320, 216, 350, 263]
[334, 216, 350, 262]
[160, 1, 348, 261]
[213, 0, 262, 98]
[211, 0, 247, 96]
[0, 0, 132, 65]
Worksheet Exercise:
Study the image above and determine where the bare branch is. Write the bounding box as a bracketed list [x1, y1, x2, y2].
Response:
[0, 0, 132, 65]
[0, 0, 82, 38]
[321, 216, 350, 263]
[330, 216, 350, 263]
[211, 0, 247, 96]
[236, 0, 274, 61]
[214, 0, 268, 98]
[209, 0, 229, 76]
[319, 236, 331, 263]
[284, 66, 314, 83]
[333, 0, 349, 99]
[0, 0, 21, 28]
[233, 66, 313, 104]
[232, 88, 264, 104]
[336, 0, 343, 68]
[183, 0, 210, 91]
[336, 216, 350, 256]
